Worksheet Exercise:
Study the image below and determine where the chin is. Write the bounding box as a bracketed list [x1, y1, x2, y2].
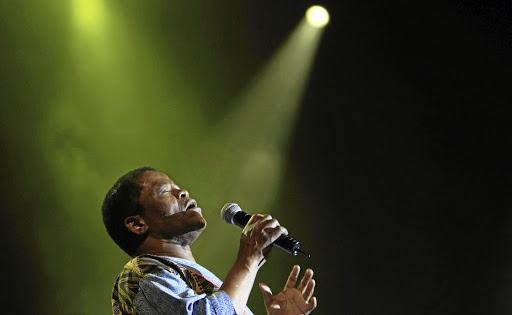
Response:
[192, 220, 207, 235]
[191, 213, 207, 230]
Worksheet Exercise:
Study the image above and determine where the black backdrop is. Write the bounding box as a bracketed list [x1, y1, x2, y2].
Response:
[284, 0, 512, 313]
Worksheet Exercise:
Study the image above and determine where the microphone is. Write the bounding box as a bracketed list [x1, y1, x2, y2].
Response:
[221, 203, 310, 257]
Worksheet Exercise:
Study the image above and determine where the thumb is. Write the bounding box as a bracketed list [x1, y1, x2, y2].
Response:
[259, 283, 273, 306]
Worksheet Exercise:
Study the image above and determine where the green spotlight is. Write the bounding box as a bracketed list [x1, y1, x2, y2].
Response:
[306, 5, 330, 28]
[72, 0, 105, 33]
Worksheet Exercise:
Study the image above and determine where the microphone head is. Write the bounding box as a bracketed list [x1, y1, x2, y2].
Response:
[221, 203, 242, 225]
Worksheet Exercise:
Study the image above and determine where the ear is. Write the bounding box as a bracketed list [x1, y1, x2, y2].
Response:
[124, 215, 149, 235]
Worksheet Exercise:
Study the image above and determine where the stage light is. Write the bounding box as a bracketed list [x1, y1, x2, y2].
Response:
[306, 5, 329, 28]
[72, 0, 105, 33]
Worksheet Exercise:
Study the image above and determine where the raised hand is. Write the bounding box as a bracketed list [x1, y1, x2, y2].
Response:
[259, 265, 317, 315]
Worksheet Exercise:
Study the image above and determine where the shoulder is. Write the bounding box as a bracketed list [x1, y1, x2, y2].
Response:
[116, 255, 187, 301]
[120, 254, 185, 279]
[114, 255, 188, 314]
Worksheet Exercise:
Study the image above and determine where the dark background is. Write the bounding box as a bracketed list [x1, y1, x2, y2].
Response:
[1, 0, 511, 313]
[288, 0, 512, 313]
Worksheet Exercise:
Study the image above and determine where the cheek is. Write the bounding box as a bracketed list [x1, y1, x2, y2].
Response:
[159, 201, 179, 217]
[144, 201, 174, 219]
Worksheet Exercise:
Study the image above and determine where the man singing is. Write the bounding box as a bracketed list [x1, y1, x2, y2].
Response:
[102, 166, 317, 314]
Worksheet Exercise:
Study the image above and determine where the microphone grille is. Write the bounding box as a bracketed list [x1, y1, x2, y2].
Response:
[221, 203, 241, 225]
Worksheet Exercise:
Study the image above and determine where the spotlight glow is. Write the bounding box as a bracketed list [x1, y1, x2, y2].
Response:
[72, 0, 106, 33]
[306, 5, 330, 28]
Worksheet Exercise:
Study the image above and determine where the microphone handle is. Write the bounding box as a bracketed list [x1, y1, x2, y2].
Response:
[232, 211, 252, 228]
[233, 211, 303, 256]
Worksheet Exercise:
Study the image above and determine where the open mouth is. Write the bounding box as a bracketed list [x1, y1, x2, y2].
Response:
[185, 199, 197, 210]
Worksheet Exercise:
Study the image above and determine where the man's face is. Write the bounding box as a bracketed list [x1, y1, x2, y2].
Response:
[135, 171, 207, 244]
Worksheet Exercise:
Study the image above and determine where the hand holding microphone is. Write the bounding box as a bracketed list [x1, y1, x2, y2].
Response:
[221, 203, 310, 257]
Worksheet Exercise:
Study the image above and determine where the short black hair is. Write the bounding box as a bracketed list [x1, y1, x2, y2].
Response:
[102, 166, 155, 256]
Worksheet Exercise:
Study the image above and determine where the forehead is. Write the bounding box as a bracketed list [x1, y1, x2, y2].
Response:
[135, 171, 174, 187]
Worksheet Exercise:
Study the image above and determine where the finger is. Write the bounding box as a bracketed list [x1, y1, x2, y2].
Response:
[264, 224, 287, 236]
[264, 226, 288, 243]
[297, 268, 314, 292]
[257, 217, 278, 232]
[258, 283, 273, 306]
[285, 265, 300, 289]
[247, 213, 265, 225]
[257, 218, 288, 242]
[255, 215, 290, 237]
[305, 296, 317, 314]
[254, 214, 275, 229]
[303, 279, 315, 302]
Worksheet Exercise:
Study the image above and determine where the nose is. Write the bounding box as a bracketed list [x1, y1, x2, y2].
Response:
[175, 189, 189, 199]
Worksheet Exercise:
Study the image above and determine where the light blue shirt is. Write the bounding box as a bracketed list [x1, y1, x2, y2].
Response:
[113, 255, 254, 315]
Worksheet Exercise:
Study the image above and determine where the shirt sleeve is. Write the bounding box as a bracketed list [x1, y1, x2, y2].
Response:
[133, 268, 236, 315]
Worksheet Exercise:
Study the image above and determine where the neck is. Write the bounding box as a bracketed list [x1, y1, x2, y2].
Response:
[136, 237, 197, 262]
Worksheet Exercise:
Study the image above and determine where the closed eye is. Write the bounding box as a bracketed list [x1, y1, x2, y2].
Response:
[158, 182, 175, 195]
[158, 187, 171, 195]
